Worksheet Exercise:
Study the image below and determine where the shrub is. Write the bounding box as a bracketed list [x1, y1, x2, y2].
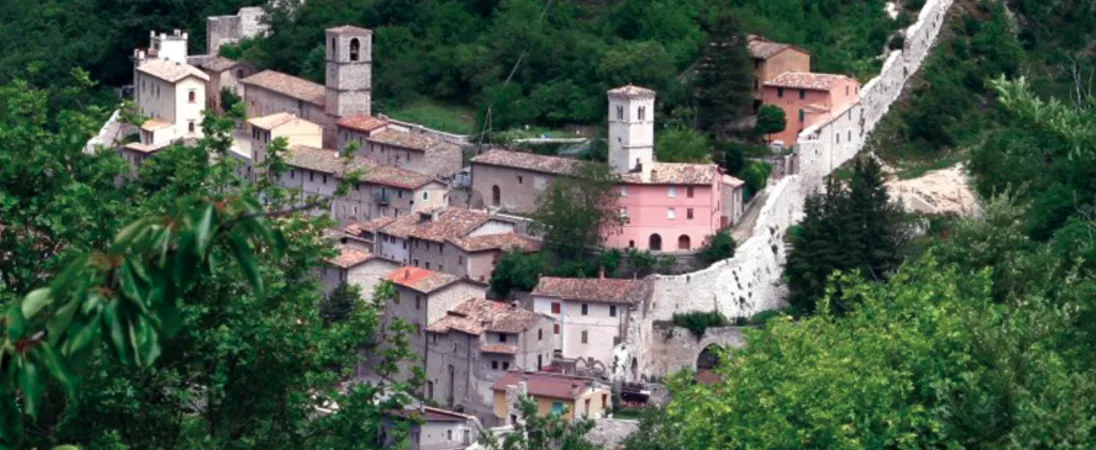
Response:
[698, 231, 736, 264]
[672, 310, 729, 340]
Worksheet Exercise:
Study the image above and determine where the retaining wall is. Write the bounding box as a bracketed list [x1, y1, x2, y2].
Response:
[620, 0, 956, 380]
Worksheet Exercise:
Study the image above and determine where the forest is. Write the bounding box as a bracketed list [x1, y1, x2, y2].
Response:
[5, 0, 1096, 448]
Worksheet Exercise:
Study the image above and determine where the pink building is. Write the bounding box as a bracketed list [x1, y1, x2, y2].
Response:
[761, 72, 861, 146]
[604, 85, 744, 251]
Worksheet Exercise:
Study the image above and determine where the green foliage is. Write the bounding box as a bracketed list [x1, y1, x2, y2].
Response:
[655, 126, 711, 163]
[622, 248, 676, 278]
[785, 156, 908, 315]
[530, 162, 624, 259]
[480, 396, 598, 450]
[220, 88, 242, 112]
[619, 407, 682, 450]
[692, 13, 753, 139]
[489, 251, 549, 299]
[698, 231, 736, 264]
[739, 160, 772, 199]
[386, 100, 476, 135]
[754, 105, 787, 137]
[321, 282, 362, 324]
[671, 310, 729, 340]
[721, 143, 746, 176]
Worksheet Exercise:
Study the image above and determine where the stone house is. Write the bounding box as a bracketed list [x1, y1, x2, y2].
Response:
[383, 406, 482, 450]
[360, 130, 464, 179]
[187, 56, 257, 113]
[761, 72, 861, 146]
[424, 298, 555, 422]
[492, 371, 611, 425]
[240, 26, 372, 148]
[318, 244, 399, 297]
[340, 216, 397, 252]
[335, 114, 403, 150]
[447, 233, 540, 283]
[469, 149, 581, 214]
[748, 35, 811, 110]
[382, 266, 488, 381]
[124, 58, 209, 170]
[248, 113, 324, 180]
[530, 276, 651, 371]
[279, 145, 448, 222]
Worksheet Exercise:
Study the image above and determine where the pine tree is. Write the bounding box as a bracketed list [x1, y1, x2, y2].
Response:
[693, 12, 754, 140]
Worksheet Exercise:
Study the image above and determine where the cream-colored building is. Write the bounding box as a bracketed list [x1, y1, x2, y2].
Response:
[248, 112, 324, 178]
[123, 58, 209, 173]
[319, 244, 400, 297]
[492, 371, 611, 425]
[531, 276, 651, 370]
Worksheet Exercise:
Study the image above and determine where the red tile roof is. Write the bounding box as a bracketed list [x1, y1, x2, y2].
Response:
[337, 115, 389, 133]
[241, 70, 325, 106]
[428, 298, 546, 336]
[410, 208, 493, 243]
[327, 245, 374, 268]
[491, 371, 601, 400]
[345, 217, 396, 237]
[471, 149, 583, 176]
[747, 35, 807, 60]
[449, 232, 539, 253]
[619, 162, 722, 185]
[386, 266, 460, 294]
[532, 277, 649, 305]
[764, 72, 859, 91]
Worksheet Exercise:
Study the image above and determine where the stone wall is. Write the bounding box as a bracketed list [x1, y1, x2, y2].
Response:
[620, 0, 956, 380]
[206, 6, 268, 56]
[84, 108, 124, 154]
[645, 325, 748, 378]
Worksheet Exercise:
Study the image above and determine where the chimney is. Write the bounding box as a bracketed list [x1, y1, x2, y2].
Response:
[404, 269, 411, 279]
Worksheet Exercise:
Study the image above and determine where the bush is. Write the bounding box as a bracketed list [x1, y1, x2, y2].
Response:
[741, 160, 773, 199]
[489, 251, 549, 299]
[698, 231, 736, 264]
[672, 310, 729, 340]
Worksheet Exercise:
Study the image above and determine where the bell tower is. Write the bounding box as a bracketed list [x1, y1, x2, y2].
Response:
[324, 26, 372, 118]
[607, 85, 656, 176]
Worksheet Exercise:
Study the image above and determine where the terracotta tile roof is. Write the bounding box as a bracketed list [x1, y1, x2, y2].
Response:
[428, 298, 545, 336]
[471, 149, 582, 176]
[241, 70, 325, 106]
[491, 371, 599, 400]
[607, 84, 656, 97]
[532, 277, 649, 305]
[386, 266, 460, 294]
[764, 72, 858, 91]
[377, 214, 421, 239]
[327, 25, 373, 34]
[248, 112, 300, 130]
[722, 174, 746, 188]
[123, 142, 168, 154]
[345, 217, 396, 237]
[367, 130, 460, 154]
[285, 145, 438, 189]
[136, 59, 210, 83]
[619, 162, 720, 185]
[140, 118, 172, 131]
[449, 233, 540, 253]
[481, 344, 518, 354]
[390, 406, 474, 423]
[327, 245, 374, 268]
[410, 208, 492, 243]
[747, 35, 794, 60]
[337, 115, 389, 133]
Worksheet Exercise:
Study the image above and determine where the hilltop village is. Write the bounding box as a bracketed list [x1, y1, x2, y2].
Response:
[82, 0, 953, 446]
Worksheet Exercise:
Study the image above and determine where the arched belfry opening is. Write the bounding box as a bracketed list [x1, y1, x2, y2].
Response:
[350, 38, 360, 61]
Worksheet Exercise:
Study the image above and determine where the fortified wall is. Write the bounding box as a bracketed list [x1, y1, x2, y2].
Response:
[619, 0, 956, 379]
[206, 6, 269, 56]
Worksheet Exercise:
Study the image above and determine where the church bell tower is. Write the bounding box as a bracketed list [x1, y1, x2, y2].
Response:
[324, 26, 372, 118]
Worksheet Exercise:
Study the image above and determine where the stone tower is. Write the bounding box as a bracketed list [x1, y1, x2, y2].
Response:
[324, 26, 372, 118]
[607, 85, 656, 176]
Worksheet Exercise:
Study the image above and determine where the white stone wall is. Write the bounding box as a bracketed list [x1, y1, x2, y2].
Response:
[625, 0, 955, 379]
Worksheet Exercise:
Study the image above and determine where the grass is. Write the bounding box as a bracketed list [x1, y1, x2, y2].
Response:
[384, 100, 476, 135]
[612, 407, 643, 420]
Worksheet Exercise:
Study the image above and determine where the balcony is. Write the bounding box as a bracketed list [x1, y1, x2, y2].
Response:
[373, 191, 390, 205]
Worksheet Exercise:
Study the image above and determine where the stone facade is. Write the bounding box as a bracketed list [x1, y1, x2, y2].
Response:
[469, 157, 564, 214]
[618, 0, 956, 381]
[206, 6, 268, 56]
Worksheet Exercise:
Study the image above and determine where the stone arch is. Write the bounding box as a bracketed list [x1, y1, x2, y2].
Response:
[350, 38, 361, 61]
[696, 344, 721, 371]
[677, 234, 691, 250]
[649, 233, 662, 251]
[491, 185, 501, 207]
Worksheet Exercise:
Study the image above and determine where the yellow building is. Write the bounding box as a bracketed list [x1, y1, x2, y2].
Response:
[491, 371, 611, 425]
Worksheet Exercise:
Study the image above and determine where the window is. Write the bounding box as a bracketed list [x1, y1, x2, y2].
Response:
[668, 208, 676, 220]
[678, 235, 692, 250]
[554, 323, 560, 334]
[848, 130, 852, 142]
[322, 175, 328, 184]
[422, 191, 429, 200]
[798, 109, 805, 123]
[538, 329, 543, 340]
[581, 330, 588, 344]
[413, 259, 419, 267]
[620, 208, 628, 219]
[777, 87, 784, 98]
[188, 121, 195, 133]
[447, 430, 453, 441]
[499, 333, 507, 343]
[350, 38, 360, 61]
[551, 401, 564, 415]
[458, 256, 464, 265]
[517, 175, 523, 184]
[668, 187, 677, 197]
[799, 89, 806, 100]
[290, 170, 295, 179]
[425, 262, 431, 269]
[754, 77, 759, 89]
[581, 304, 588, 315]
[836, 133, 841, 144]
[502, 361, 510, 370]
[687, 208, 694, 220]
[629, 240, 635, 248]
[649, 234, 662, 251]
[491, 361, 498, 370]
[638, 106, 646, 121]
[415, 295, 422, 310]
[620, 186, 628, 197]
[439, 264, 444, 272]
[609, 305, 617, 317]
[846, 85, 850, 96]
[551, 302, 561, 314]
[616, 105, 624, 120]
[310, 172, 314, 182]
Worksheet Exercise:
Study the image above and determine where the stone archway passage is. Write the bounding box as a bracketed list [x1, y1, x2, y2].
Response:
[696, 344, 721, 371]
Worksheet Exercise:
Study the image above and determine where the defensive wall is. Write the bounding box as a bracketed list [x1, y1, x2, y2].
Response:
[206, 6, 269, 56]
[618, 0, 956, 380]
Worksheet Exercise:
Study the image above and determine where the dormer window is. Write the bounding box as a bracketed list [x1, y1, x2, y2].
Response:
[350, 38, 361, 61]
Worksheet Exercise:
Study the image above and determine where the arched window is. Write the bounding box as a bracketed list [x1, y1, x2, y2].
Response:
[331, 38, 337, 57]
[649, 234, 662, 251]
[678, 235, 691, 250]
[188, 91, 196, 103]
[492, 185, 501, 206]
[350, 38, 360, 61]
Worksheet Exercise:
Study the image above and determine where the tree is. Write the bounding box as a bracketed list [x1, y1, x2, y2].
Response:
[720, 142, 746, 176]
[754, 105, 786, 139]
[655, 126, 711, 163]
[480, 396, 598, 450]
[489, 251, 549, 299]
[692, 12, 754, 139]
[530, 162, 624, 259]
[785, 156, 907, 315]
[698, 231, 736, 264]
[321, 282, 362, 324]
